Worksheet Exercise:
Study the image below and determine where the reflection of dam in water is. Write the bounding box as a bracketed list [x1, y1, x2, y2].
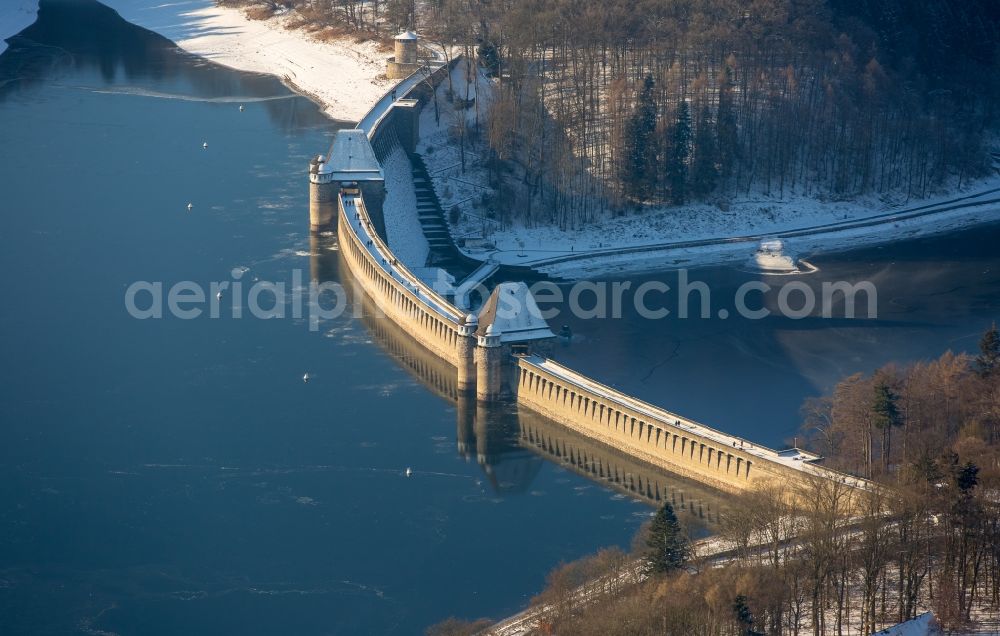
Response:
[517, 410, 730, 532]
[316, 234, 544, 495]
[311, 234, 730, 528]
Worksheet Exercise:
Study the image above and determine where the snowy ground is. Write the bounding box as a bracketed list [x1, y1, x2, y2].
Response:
[534, 184, 1000, 279]
[487, 181, 1000, 279]
[382, 146, 429, 266]
[169, 5, 391, 123]
[0, 0, 38, 56]
[416, 59, 500, 238]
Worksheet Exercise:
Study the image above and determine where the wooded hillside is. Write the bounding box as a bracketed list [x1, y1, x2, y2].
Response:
[255, 0, 999, 227]
[420, 0, 997, 228]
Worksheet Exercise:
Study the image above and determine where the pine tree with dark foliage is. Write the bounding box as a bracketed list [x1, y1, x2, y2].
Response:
[872, 381, 901, 474]
[477, 39, 500, 77]
[954, 461, 979, 495]
[621, 74, 658, 200]
[733, 595, 762, 635]
[645, 502, 688, 573]
[691, 104, 718, 198]
[666, 100, 692, 205]
[716, 59, 739, 184]
[975, 323, 999, 378]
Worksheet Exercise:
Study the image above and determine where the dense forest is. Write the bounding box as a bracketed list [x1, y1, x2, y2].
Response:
[427, 326, 1000, 635]
[243, 0, 998, 228]
[462, 0, 999, 226]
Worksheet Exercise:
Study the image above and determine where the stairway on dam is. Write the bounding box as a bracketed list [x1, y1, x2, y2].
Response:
[409, 153, 557, 288]
[410, 153, 475, 276]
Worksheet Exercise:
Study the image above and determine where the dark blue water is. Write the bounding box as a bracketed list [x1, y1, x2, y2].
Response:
[0, 3, 655, 633]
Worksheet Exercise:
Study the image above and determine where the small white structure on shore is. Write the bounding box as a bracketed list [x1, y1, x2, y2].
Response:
[387, 30, 420, 79]
[751, 238, 799, 273]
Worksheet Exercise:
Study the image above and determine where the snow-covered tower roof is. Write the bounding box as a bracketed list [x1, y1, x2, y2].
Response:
[394, 30, 418, 41]
[319, 129, 383, 181]
[476, 282, 554, 343]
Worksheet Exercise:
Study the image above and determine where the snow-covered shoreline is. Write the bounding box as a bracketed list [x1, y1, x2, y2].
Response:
[169, 5, 391, 123]
[537, 197, 1000, 279]
[4, 0, 389, 121]
[506, 182, 1000, 279]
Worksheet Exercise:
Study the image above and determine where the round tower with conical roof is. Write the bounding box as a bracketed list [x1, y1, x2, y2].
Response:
[387, 30, 420, 79]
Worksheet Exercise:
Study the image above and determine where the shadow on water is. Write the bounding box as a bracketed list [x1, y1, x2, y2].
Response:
[0, 0, 342, 131]
[314, 233, 729, 534]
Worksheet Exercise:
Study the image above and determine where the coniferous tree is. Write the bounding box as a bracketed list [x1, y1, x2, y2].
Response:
[733, 595, 755, 635]
[645, 502, 688, 573]
[621, 75, 658, 199]
[477, 39, 500, 77]
[716, 59, 739, 186]
[667, 100, 692, 205]
[911, 452, 943, 485]
[384, 0, 416, 30]
[872, 382, 901, 474]
[955, 461, 979, 494]
[975, 323, 1000, 378]
[691, 104, 718, 198]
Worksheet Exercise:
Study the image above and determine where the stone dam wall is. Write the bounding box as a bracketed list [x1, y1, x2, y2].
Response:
[323, 63, 874, 503]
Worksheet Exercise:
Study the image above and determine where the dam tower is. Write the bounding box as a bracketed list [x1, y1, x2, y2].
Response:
[308, 130, 386, 236]
[387, 31, 420, 79]
[457, 313, 478, 394]
[475, 324, 503, 402]
[308, 154, 336, 231]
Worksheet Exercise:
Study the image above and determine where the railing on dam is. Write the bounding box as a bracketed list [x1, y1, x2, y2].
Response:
[338, 192, 466, 365]
[330, 56, 473, 367]
[516, 355, 872, 497]
[359, 64, 438, 137]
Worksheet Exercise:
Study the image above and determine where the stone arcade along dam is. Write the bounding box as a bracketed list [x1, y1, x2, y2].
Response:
[307, 59, 872, 503]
